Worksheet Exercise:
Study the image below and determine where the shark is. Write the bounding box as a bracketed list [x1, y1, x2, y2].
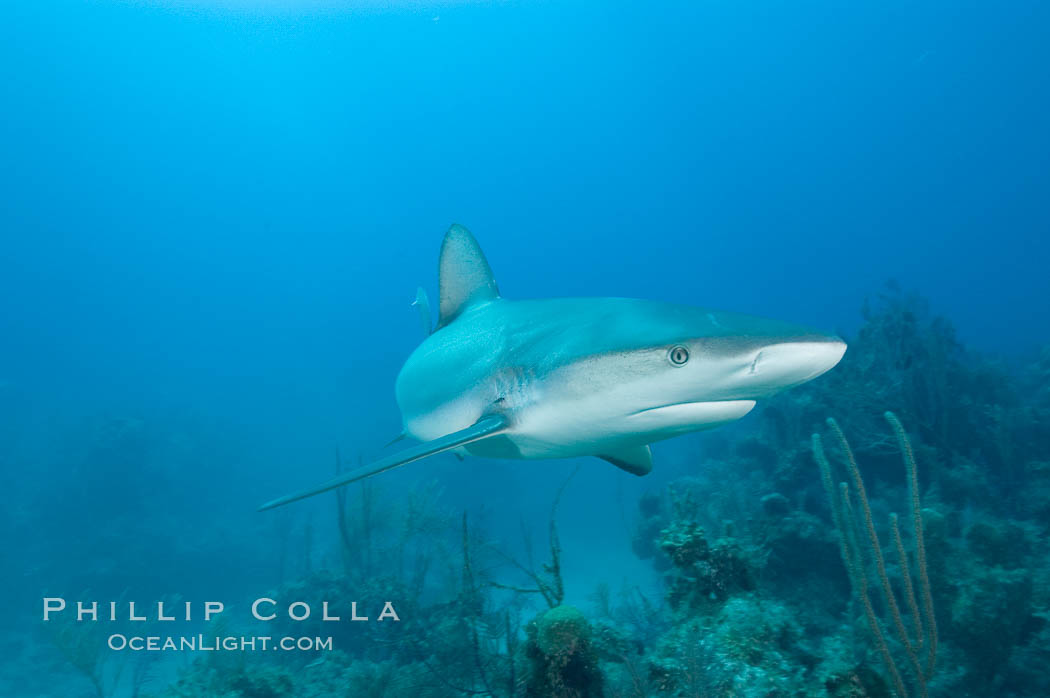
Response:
[259, 224, 846, 510]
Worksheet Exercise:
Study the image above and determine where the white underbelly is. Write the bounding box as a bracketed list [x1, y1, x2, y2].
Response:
[402, 378, 756, 462]
[403, 395, 482, 443]
[506, 396, 757, 459]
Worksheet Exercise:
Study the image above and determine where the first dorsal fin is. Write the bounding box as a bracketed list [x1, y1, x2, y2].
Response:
[437, 224, 499, 329]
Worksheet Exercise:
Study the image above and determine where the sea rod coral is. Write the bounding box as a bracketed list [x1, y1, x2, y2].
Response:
[813, 412, 938, 697]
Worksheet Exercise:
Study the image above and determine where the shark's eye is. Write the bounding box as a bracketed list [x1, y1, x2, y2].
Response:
[668, 345, 689, 366]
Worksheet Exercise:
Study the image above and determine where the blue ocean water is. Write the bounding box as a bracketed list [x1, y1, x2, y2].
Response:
[2, 1, 1048, 696]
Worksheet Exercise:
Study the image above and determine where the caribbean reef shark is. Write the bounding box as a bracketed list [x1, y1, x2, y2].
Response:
[260, 225, 845, 510]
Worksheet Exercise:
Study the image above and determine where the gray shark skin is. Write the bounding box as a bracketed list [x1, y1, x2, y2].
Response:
[259, 225, 845, 510]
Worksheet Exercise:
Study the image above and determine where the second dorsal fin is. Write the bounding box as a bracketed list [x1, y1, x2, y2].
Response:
[412, 286, 432, 337]
[437, 224, 499, 328]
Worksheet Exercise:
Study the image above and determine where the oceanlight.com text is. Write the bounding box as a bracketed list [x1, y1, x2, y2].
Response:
[107, 634, 334, 652]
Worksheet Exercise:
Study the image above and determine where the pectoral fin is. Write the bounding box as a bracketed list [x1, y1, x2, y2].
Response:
[259, 415, 509, 511]
[599, 444, 653, 476]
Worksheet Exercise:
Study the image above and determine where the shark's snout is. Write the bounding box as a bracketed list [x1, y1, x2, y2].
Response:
[745, 336, 846, 393]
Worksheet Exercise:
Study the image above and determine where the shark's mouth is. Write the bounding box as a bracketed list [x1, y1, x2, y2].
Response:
[628, 400, 757, 429]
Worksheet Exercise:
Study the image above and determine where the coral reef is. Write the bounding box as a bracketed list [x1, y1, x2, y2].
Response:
[813, 414, 937, 697]
[520, 605, 603, 697]
[19, 287, 1050, 697]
